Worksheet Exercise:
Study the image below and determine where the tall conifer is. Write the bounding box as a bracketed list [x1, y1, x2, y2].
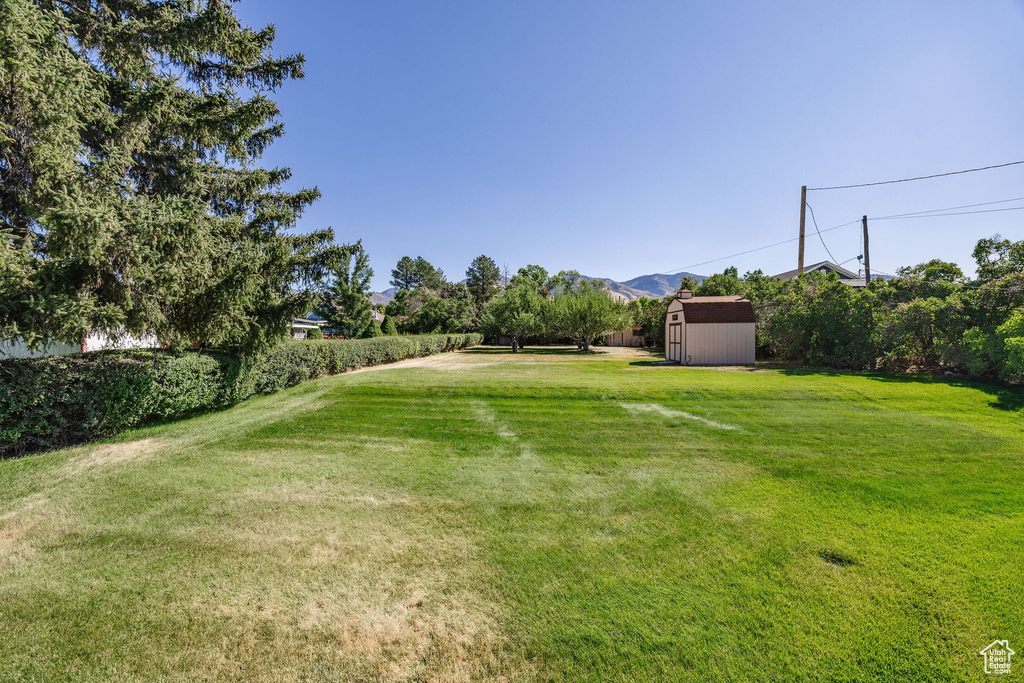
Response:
[0, 0, 341, 354]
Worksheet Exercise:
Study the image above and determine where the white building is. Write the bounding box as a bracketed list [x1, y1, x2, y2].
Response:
[664, 290, 755, 365]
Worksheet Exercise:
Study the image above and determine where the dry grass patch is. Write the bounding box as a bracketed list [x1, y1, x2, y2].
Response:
[179, 509, 523, 682]
[66, 437, 166, 474]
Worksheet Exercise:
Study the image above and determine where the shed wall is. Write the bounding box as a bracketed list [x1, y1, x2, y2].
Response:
[684, 323, 755, 365]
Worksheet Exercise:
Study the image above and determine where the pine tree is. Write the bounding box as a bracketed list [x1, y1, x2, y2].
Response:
[314, 242, 373, 338]
[414, 257, 446, 290]
[0, 0, 341, 355]
[390, 257, 419, 291]
[382, 316, 399, 336]
[466, 255, 501, 307]
[390, 255, 444, 291]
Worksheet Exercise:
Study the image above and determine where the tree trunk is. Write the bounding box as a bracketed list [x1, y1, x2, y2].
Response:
[512, 339, 518, 353]
[582, 340, 590, 353]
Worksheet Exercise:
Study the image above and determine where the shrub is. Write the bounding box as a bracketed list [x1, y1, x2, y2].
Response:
[361, 319, 384, 338]
[382, 316, 399, 336]
[306, 325, 324, 340]
[0, 334, 482, 458]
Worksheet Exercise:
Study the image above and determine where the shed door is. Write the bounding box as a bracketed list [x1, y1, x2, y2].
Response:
[667, 323, 682, 362]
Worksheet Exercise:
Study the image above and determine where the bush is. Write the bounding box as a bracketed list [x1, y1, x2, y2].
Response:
[361, 319, 384, 338]
[382, 316, 399, 336]
[0, 333, 482, 457]
[306, 325, 324, 340]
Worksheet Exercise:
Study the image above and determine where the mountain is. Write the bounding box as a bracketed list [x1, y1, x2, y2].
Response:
[370, 287, 398, 306]
[579, 276, 659, 301]
[620, 272, 706, 297]
[581, 271, 708, 301]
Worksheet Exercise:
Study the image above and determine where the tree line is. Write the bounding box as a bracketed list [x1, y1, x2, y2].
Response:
[625, 235, 1023, 383]
[314, 251, 633, 352]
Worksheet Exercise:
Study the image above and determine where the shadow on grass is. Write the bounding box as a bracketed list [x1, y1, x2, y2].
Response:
[465, 346, 661, 357]
[768, 365, 1024, 415]
[627, 358, 1024, 414]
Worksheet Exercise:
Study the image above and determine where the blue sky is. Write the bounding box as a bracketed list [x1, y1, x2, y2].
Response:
[235, 0, 1024, 290]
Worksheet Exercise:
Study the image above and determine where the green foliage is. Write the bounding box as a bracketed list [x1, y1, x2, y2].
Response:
[509, 265, 551, 296]
[548, 280, 632, 352]
[695, 267, 741, 296]
[306, 325, 324, 340]
[877, 298, 946, 369]
[390, 257, 420, 291]
[958, 309, 1024, 383]
[361, 319, 384, 338]
[894, 259, 966, 299]
[480, 285, 545, 350]
[677, 275, 702, 292]
[734, 237, 1024, 379]
[0, 0, 341, 356]
[466, 255, 501, 307]
[384, 288, 413, 318]
[403, 288, 474, 334]
[547, 270, 583, 296]
[998, 310, 1024, 382]
[0, 334, 482, 457]
[973, 234, 1024, 283]
[755, 272, 877, 369]
[314, 241, 374, 338]
[628, 297, 666, 346]
[390, 256, 445, 291]
[382, 316, 399, 336]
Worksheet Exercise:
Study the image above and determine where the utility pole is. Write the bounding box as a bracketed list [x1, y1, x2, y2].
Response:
[798, 185, 807, 274]
[862, 215, 870, 283]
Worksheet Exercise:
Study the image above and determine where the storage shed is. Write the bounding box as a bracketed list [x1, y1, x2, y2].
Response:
[664, 290, 755, 365]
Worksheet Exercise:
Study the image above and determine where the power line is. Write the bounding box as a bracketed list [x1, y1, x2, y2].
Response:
[659, 192, 1023, 276]
[804, 202, 839, 264]
[871, 195, 1024, 219]
[661, 219, 860, 273]
[874, 206, 1024, 221]
[807, 159, 1024, 191]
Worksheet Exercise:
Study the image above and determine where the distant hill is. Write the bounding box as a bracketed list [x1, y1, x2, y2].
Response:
[370, 287, 398, 306]
[620, 272, 706, 297]
[579, 276, 659, 301]
[369, 271, 708, 305]
[581, 271, 708, 301]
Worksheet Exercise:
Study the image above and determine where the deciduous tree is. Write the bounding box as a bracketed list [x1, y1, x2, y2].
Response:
[480, 285, 545, 352]
[548, 280, 631, 352]
[510, 265, 551, 296]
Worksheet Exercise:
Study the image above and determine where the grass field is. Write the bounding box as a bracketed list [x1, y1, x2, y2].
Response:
[1, 347, 1022, 681]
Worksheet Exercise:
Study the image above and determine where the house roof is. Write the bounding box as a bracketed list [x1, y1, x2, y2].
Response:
[676, 296, 756, 324]
[773, 261, 859, 281]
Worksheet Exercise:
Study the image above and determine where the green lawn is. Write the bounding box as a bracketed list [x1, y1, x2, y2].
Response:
[1, 347, 1022, 681]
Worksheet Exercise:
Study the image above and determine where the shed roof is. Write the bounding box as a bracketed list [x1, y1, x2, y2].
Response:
[676, 297, 756, 324]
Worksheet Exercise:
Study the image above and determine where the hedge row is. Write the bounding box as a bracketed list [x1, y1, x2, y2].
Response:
[0, 333, 482, 457]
